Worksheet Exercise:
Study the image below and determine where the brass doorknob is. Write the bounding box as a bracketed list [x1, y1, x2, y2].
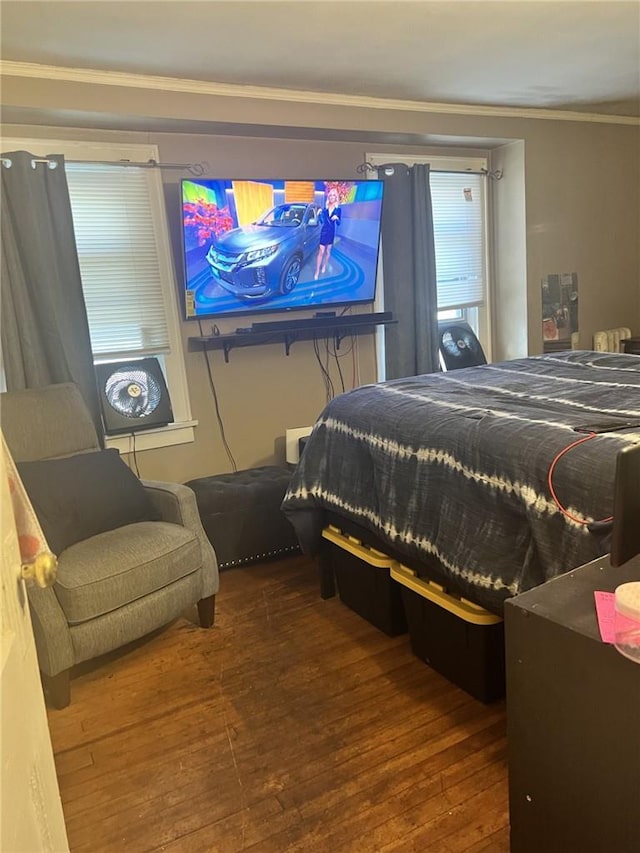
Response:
[21, 553, 57, 588]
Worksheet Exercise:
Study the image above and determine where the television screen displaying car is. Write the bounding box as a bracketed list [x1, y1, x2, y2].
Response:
[180, 178, 384, 319]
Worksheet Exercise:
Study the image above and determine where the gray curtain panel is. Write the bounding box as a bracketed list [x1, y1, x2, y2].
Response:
[0, 150, 104, 441]
[378, 163, 439, 379]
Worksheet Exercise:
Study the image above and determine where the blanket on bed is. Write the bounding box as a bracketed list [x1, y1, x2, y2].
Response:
[282, 351, 640, 613]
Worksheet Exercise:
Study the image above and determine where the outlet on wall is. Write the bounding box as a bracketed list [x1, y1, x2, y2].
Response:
[285, 426, 314, 464]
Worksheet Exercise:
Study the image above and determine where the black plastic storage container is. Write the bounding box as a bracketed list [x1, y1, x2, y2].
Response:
[391, 564, 505, 703]
[322, 526, 407, 637]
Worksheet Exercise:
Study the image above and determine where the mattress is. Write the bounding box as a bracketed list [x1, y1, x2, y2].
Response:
[282, 351, 640, 613]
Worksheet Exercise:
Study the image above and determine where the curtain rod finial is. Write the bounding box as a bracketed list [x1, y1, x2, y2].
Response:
[356, 161, 377, 175]
[481, 167, 503, 181]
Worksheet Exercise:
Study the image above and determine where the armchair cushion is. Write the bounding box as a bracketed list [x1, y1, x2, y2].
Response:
[55, 521, 202, 624]
[17, 449, 160, 556]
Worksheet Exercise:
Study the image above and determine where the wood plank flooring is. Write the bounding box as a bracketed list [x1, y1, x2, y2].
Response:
[46, 555, 510, 852]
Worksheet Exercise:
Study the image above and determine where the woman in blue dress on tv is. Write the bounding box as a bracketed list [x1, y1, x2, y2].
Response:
[314, 187, 341, 280]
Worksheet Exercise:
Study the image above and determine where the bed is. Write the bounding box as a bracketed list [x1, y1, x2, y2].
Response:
[282, 350, 640, 616]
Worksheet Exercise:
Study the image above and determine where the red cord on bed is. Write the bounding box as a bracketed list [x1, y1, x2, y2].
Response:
[547, 432, 614, 525]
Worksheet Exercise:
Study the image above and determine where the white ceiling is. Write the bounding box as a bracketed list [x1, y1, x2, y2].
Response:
[1, 0, 639, 118]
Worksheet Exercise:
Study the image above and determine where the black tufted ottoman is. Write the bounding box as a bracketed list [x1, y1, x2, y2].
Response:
[185, 466, 299, 569]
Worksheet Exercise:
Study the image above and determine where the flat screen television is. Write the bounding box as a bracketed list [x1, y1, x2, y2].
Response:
[180, 178, 384, 320]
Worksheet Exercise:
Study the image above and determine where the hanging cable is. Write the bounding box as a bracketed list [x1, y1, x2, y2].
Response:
[313, 335, 334, 402]
[333, 344, 346, 393]
[131, 432, 141, 478]
[326, 336, 351, 393]
[198, 320, 237, 472]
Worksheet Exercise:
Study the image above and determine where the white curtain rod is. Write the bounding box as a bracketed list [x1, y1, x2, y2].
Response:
[0, 156, 208, 176]
[1, 155, 503, 181]
[357, 161, 503, 180]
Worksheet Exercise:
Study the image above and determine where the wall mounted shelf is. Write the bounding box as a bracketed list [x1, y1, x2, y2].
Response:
[188, 312, 395, 362]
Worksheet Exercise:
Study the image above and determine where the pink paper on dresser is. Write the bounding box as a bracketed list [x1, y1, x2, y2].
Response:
[594, 591, 616, 643]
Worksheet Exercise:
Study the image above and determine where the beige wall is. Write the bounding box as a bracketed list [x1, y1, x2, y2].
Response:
[2, 73, 639, 483]
[492, 140, 528, 360]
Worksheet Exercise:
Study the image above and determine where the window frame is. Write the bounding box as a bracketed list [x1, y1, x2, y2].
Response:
[4, 137, 195, 451]
[366, 152, 493, 363]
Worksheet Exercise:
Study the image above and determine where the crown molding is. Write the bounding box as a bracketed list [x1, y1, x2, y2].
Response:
[1, 60, 639, 126]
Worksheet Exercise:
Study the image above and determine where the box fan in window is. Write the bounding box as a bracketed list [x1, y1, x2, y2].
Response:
[438, 320, 487, 371]
[95, 357, 174, 435]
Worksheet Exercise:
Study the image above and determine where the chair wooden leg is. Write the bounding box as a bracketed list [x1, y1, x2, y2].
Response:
[197, 595, 216, 628]
[43, 670, 71, 709]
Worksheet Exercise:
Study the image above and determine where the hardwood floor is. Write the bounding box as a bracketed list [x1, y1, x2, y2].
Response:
[46, 555, 510, 852]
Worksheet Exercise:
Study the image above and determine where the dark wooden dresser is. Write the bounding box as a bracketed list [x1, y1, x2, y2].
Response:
[505, 554, 640, 853]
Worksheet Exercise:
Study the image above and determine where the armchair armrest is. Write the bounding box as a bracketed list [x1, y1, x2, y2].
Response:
[142, 480, 219, 598]
[142, 480, 202, 528]
[26, 585, 75, 677]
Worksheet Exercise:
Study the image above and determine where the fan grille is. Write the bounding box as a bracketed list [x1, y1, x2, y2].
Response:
[438, 322, 487, 370]
[441, 327, 481, 358]
[104, 365, 162, 419]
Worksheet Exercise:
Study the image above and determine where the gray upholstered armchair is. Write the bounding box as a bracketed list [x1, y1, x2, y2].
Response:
[1, 383, 219, 708]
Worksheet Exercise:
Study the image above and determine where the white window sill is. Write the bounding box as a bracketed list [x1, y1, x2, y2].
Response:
[105, 420, 197, 453]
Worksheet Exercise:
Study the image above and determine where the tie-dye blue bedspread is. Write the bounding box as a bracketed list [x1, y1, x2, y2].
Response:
[282, 351, 640, 613]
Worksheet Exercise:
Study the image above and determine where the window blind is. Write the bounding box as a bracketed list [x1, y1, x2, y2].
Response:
[66, 164, 170, 358]
[431, 172, 486, 310]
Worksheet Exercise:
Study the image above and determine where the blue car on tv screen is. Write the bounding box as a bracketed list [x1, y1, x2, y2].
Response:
[205, 202, 321, 301]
